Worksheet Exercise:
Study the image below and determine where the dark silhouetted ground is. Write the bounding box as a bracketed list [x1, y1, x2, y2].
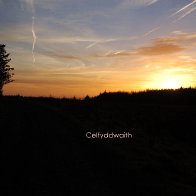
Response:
[1, 88, 196, 195]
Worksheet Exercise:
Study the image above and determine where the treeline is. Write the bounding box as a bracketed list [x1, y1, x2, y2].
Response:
[93, 87, 196, 104]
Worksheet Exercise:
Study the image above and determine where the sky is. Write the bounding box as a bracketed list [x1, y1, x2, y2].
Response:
[0, 0, 196, 97]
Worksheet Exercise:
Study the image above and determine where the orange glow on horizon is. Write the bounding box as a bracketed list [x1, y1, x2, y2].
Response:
[3, 55, 196, 97]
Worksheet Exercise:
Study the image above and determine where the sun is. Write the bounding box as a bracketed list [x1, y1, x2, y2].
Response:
[159, 77, 181, 89]
[146, 71, 193, 90]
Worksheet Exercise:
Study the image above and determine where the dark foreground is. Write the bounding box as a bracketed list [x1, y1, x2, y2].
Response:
[1, 89, 196, 195]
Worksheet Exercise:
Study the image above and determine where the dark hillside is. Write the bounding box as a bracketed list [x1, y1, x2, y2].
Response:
[1, 88, 196, 195]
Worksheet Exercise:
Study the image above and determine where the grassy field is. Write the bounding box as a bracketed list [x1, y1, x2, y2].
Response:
[1, 88, 196, 195]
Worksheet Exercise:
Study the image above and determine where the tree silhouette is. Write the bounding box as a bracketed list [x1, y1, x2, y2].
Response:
[0, 44, 14, 96]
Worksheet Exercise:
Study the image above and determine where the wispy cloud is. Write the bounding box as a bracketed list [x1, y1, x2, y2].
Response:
[86, 39, 118, 49]
[102, 51, 137, 57]
[43, 51, 81, 61]
[40, 48, 89, 68]
[137, 41, 184, 55]
[143, 26, 160, 37]
[86, 37, 137, 49]
[31, 16, 36, 64]
[102, 32, 196, 58]
[19, 0, 35, 12]
[103, 42, 183, 57]
[19, 0, 37, 64]
[0, 24, 34, 43]
[30, 0, 37, 65]
[120, 0, 159, 9]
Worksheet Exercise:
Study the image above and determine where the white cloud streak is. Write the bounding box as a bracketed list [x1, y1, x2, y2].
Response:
[32, 16, 37, 64]
[176, 6, 196, 21]
[170, 0, 196, 21]
[20, 0, 37, 64]
[171, 0, 196, 17]
[120, 0, 159, 9]
[86, 39, 118, 49]
[86, 37, 137, 49]
[86, 41, 99, 49]
[143, 26, 160, 37]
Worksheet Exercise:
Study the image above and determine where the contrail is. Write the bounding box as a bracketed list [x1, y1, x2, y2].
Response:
[176, 7, 196, 21]
[86, 39, 115, 49]
[144, 26, 160, 37]
[86, 41, 98, 49]
[20, 0, 37, 64]
[31, 16, 37, 64]
[170, 0, 196, 17]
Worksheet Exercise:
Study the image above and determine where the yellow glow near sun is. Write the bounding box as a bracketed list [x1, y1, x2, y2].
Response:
[159, 76, 181, 89]
[146, 70, 193, 89]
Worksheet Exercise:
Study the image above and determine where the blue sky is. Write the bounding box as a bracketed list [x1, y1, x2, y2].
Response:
[0, 0, 196, 97]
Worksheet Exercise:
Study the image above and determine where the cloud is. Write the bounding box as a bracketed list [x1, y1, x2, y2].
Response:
[102, 32, 196, 57]
[0, 24, 44, 44]
[102, 51, 137, 57]
[143, 26, 160, 37]
[19, 0, 34, 12]
[0, 25, 32, 43]
[162, 32, 196, 45]
[137, 41, 184, 55]
[34, 0, 65, 11]
[120, 0, 159, 9]
[103, 41, 183, 57]
[40, 48, 89, 67]
[43, 51, 81, 60]
[86, 37, 137, 49]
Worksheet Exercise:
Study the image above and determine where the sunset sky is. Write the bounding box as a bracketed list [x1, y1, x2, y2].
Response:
[0, 0, 196, 97]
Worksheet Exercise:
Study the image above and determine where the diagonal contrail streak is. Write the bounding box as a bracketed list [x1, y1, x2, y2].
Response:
[144, 26, 160, 37]
[31, 16, 37, 64]
[177, 7, 196, 20]
[170, 0, 196, 17]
